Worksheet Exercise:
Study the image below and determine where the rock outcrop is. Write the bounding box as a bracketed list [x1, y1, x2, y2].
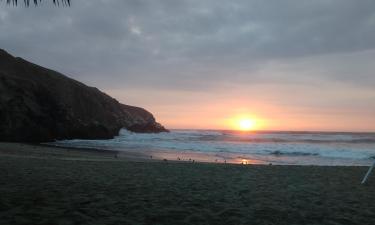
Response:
[0, 49, 168, 142]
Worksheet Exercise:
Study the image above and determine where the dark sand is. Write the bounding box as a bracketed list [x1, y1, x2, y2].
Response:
[1, 143, 375, 225]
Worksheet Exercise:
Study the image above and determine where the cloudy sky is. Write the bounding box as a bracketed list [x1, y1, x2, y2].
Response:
[1, 0, 375, 131]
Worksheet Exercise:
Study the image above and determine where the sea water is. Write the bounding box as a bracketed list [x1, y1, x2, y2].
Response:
[50, 129, 375, 166]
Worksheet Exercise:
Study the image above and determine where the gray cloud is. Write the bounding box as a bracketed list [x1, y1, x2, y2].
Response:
[1, 0, 375, 90]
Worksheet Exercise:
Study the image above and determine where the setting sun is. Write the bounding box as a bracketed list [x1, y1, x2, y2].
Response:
[239, 119, 256, 131]
[225, 115, 265, 131]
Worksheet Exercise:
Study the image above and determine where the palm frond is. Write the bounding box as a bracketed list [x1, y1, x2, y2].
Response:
[3, 0, 71, 6]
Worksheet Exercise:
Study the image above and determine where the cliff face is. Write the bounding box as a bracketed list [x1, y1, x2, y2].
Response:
[0, 49, 168, 142]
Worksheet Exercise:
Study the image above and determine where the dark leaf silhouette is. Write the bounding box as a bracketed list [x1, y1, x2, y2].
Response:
[3, 0, 70, 6]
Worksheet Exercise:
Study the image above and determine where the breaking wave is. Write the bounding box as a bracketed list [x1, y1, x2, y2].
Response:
[49, 129, 375, 164]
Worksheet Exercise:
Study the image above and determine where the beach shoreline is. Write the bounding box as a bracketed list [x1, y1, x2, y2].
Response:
[1, 142, 373, 167]
[46, 129, 375, 166]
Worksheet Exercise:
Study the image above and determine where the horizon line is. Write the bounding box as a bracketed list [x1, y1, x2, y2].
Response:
[166, 128, 375, 134]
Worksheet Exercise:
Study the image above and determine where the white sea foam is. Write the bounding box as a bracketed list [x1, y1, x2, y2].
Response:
[50, 129, 375, 165]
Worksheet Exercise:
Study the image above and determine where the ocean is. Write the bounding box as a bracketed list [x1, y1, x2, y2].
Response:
[49, 129, 375, 166]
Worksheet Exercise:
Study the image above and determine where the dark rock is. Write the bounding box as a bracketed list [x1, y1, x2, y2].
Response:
[127, 121, 168, 133]
[120, 104, 168, 133]
[0, 49, 168, 142]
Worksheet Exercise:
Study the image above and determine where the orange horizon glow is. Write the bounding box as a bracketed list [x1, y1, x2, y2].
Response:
[108, 89, 375, 133]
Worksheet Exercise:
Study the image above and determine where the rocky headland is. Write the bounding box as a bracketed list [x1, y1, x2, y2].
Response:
[0, 49, 168, 142]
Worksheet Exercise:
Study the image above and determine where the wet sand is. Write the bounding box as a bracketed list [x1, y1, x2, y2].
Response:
[1, 143, 375, 225]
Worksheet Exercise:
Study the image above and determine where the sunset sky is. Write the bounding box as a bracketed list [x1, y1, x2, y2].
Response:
[1, 0, 375, 131]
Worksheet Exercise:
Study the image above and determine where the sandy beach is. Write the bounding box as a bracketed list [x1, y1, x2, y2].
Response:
[1, 143, 375, 225]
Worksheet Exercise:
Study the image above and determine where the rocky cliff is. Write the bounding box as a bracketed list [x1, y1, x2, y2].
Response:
[0, 49, 168, 142]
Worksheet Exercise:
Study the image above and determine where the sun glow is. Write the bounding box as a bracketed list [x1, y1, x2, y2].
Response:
[237, 119, 256, 131]
[225, 115, 264, 131]
[239, 119, 256, 131]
